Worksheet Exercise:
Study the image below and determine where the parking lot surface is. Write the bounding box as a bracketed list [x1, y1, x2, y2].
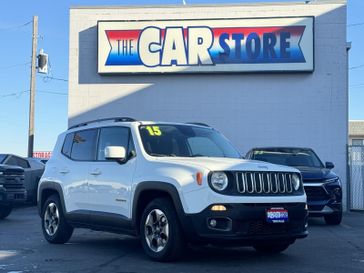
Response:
[0, 206, 363, 273]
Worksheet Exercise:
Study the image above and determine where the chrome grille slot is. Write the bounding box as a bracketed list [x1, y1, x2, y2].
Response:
[246, 173, 254, 193]
[271, 173, 278, 193]
[236, 172, 298, 195]
[285, 174, 293, 193]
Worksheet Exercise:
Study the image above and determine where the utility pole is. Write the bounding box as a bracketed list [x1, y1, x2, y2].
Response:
[27, 16, 38, 158]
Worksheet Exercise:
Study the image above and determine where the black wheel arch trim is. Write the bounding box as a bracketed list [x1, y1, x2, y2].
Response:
[37, 181, 67, 217]
[132, 181, 189, 234]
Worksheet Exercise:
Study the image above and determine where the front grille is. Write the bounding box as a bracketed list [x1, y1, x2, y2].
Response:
[3, 183, 24, 190]
[304, 186, 329, 201]
[3, 169, 24, 176]
[236, 172, 297, 195]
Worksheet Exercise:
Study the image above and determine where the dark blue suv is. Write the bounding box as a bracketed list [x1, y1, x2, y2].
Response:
[245, 147, 342, 225]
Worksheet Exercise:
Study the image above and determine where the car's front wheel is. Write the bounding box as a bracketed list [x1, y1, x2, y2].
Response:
[0, 204, 13, 219]
[140, 198, 185, 261]
[41, 194, 73, 244]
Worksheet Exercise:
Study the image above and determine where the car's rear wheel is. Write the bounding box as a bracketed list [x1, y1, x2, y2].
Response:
[253, 241, 291, 254]
[140, 198, 185, 261]
[41, 194, 73, 244]
[0, 204, 13, 219]
[324, 211, 342, 225]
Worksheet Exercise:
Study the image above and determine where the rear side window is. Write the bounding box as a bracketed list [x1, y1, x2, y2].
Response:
[62, 133, 74, 157]
[97, 127, 130, 160]
[70, 129, 98, 161]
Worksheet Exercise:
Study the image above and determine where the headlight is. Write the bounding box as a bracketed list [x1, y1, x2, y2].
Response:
[291, 173, 301, 191]
[325, 177, 340, 184]
[210, 172, 229, 191]
[0, 172, 3, 175]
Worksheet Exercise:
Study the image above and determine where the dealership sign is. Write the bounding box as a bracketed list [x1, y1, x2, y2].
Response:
[98, 17, 313, 74]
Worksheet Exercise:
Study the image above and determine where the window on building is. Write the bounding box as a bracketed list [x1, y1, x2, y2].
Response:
[70, 129, 98, 161]
[352, 139, 364, 146]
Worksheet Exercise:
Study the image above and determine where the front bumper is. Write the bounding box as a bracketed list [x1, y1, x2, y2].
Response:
[0, 186, 27, 205]
[181, 202, 308, 245]
[304, 182, 342, 216]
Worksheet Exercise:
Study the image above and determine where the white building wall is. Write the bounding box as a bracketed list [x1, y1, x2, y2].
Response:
[68, 1, 348, 208]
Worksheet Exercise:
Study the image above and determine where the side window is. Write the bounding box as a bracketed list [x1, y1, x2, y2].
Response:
[97, 127, 130, 160]
[5, 156, 18, 166]
[6, 156, 30, 168]
[16, 157, 30, 168]
[70, 129, 98, 161]
[62, 133, 74, 157]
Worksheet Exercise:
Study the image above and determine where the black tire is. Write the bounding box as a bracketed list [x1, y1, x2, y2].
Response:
[0, 204, 13, 219]
[41, 194, 73, 244]
[324, 211, 342, 225]
[253, 241, 291, 254]
[140, 198, 185, 262]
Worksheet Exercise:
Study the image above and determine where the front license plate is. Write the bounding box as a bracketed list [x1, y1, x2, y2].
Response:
[266, 208, 289, 223]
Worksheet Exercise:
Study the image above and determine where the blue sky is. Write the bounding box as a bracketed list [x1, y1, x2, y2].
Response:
[0, 0, 362, 156]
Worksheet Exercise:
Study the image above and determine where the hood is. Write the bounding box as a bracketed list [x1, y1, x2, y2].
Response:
[294, 166, 337, 182]
[154, 157, 299, 173]
[0, 164, 24, 172]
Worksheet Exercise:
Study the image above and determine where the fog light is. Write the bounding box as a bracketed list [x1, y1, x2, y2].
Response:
[209, 219, 217, 227]
[211, 205, 227, 211]
[305, 204, 308, 210]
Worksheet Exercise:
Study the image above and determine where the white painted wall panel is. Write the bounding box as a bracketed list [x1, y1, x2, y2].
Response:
[68, 1, 348, 208]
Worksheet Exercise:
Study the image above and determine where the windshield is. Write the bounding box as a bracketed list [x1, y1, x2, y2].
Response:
[251, 149, 323, 168]
[0, 154, 6, 164]
[139, 124, 241, 158]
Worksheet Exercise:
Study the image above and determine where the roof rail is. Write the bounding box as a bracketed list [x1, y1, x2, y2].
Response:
[185, 122, 210, 127]
[68, 117, 136, 130]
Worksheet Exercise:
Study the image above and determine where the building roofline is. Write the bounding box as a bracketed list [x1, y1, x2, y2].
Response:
[70, 1, 347, 10]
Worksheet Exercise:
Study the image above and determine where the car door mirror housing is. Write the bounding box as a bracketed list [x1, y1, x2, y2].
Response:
[325, 161, 334, 169]
[105, 146, 127, 162]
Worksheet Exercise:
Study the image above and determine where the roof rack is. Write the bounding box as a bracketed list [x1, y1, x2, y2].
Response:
[68, 117, 136, 130]
[185, 122, 210, 127]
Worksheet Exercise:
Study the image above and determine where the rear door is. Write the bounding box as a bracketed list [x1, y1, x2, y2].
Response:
[88, 126, 137, 218]
[61, 129, 98, 212]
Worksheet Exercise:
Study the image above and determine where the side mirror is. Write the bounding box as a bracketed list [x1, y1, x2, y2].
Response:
[105, 146, 126, 162]
[325, 162, 334, 169]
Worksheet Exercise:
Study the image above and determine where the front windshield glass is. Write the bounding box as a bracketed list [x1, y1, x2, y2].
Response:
[139, 124, 241, 158]
[0, 154, 6, 164]
[252, 149, 323, 168]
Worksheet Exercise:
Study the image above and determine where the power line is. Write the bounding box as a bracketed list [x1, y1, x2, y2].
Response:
[0, 62, 31, 70]
[41, 75, 68, 82]
[0, 90, 29, 99]
[350, 64, 364, 70]
[0, 89, 68, 99]
[348, 22, 364, 28]
[37, 90, 67, 96]
[0, 20, 32, 31]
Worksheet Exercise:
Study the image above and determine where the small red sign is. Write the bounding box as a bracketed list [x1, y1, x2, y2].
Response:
[33, 151, 52, 159]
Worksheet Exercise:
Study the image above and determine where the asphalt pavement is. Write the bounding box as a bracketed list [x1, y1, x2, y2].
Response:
[0, 206, 364, 273]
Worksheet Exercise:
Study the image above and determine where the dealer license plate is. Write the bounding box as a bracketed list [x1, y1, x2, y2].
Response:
[266, 208, 289, 223]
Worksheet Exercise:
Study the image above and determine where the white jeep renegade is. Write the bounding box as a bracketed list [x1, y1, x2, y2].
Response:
[38, 117, 308, 261]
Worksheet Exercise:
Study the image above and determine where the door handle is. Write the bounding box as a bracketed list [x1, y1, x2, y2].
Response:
[59, 168, 69, 174]
[90, 169, 102, 176]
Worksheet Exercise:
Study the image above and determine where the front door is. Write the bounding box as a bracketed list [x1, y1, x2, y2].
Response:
[88, 126, 136, 218]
